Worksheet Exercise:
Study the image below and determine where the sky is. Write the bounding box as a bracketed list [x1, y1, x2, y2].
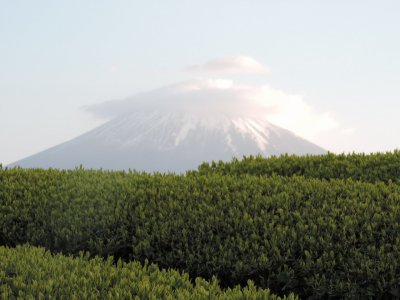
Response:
[1, 1, 400, 165]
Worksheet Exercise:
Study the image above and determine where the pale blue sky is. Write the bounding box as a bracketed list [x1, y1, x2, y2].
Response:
[1, 1, 400, 165]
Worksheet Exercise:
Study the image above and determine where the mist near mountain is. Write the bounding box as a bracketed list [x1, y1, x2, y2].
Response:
[9, 80, 327, 172]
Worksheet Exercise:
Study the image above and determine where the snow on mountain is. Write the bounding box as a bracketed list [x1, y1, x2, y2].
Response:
[9, 110, 325, 172]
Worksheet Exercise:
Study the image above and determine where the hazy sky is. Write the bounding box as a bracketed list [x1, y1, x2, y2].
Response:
[1, 1, 400, 165]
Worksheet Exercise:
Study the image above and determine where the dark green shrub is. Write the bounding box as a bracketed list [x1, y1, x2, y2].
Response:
[1, 167, 400, 298]
[196, 151, 400, 183]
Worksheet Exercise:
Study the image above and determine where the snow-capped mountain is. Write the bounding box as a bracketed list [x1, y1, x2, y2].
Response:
[9, 111, 325, 172]
[9, 80, 328, 172]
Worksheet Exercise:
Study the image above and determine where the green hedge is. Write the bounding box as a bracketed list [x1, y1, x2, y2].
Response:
[1, 168, 400, 298]
[196, 151, 400, 183]
[0, 245, 292, 300]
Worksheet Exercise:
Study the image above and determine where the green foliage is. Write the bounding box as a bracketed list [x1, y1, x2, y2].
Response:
[1, 163, 400, 298]
[0, 245, 292, 299]
[196, 151, 400, 183]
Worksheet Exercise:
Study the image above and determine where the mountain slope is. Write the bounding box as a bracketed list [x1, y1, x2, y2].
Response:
[9, 111, 326, 172]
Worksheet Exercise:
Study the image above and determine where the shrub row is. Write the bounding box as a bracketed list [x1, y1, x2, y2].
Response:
[0, 245, 292, 300]
[1, 168, 400, 298]
[196, 151, 400, 183]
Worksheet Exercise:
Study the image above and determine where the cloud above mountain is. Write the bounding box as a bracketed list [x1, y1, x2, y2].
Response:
[85, 78, 339, 141]
[186, 56, 269, 74]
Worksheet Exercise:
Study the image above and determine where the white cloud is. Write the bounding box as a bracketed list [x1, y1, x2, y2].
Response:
[252, 86, 340, 140]
[340, 127, 356, 136]
[85, 79, 340, 141]
[186, 56, 269, 74]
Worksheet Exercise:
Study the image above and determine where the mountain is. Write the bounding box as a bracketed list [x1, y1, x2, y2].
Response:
[9, 110, 326, 172]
